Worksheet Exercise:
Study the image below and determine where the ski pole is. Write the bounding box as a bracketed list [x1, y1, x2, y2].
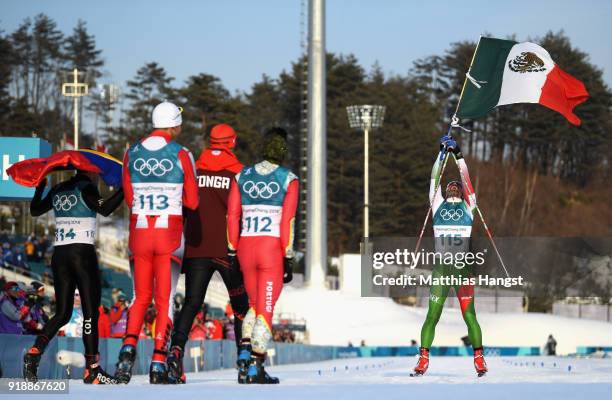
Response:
[449, 153, 511, 279]
[474, 206, 511, 278]
[412, 151, 450, 267]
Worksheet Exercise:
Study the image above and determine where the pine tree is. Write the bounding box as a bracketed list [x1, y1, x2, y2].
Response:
[121, 62, 174, 144]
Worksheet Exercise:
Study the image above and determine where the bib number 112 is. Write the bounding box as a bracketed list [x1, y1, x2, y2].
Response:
[244, 216, 272, 233]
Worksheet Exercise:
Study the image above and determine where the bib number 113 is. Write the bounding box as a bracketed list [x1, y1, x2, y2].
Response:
[138, 194, 169, 210]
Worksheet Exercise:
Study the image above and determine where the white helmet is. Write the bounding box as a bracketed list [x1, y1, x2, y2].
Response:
[152, 101, 183, 128]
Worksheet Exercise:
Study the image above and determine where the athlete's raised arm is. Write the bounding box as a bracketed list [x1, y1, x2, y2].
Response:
[30, 179, 55, 217]
[448, 142, 476, 210]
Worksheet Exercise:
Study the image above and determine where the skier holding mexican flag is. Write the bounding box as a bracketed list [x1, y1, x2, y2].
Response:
[412, 36, 588, 377]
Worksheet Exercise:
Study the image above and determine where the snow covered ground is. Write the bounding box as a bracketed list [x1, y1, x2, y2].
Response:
[275, 287, 612, 354]
[16, 356, 612, 400]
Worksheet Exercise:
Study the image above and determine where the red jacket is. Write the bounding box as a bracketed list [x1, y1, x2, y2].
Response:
[98, 306, 111, 338]
[185, 148, 243, 258]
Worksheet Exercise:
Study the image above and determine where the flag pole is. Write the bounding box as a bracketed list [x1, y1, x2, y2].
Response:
[451, 35, 483, 130]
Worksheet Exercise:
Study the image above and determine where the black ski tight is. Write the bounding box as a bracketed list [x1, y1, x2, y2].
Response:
[34, 244, 101, 356]
[171, 257, 249, 350]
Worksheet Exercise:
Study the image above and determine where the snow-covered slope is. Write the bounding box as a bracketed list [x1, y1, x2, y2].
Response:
[27, 356, 612, 400]
[275, 287, 612, 354]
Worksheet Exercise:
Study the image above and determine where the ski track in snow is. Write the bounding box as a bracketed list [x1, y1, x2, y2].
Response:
[16, 356, 612, 400]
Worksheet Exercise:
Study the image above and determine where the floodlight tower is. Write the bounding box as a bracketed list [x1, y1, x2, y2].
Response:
[346, 105, 386, 239]
[62, 68, 89, 149]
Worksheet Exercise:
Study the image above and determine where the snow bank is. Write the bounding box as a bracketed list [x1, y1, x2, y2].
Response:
[275, 287, 612, 354]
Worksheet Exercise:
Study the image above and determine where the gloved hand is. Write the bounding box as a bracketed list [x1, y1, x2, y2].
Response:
[283, 257, 294, 284]
[445, 140, 463, 159]
[444, 139, 457, 151]
[439, 135, 452, 150]
[228, 248, 239, 271]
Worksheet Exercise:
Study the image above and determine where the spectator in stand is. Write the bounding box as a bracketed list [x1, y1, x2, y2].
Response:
[0, 281, 30, 334]
[173, 293, 184, 322]
[206, 316, 223, 340]
[6, 247, 28, 270]
[98, 304, 111, 339]
[110, 293, 129, 338]
[111, 288, 122, 305]
[36, 236, 50, 262]
[189, 309, 207, 341]
[142, 304, 157, 339]
[23, 282, 48, 335]
[25, 239, 36, 262]
[41, 272, 52, 286]
[2, 243, 13, 265]
[224, 314, 236, 342]
[225, 301, 233, 319]
[61, 291, 83, 338]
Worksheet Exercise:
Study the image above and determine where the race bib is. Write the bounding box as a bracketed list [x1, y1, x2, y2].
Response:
[131, 182, 183, 216]
[54, 217, 97, 246]
[241, 205, 282, 237]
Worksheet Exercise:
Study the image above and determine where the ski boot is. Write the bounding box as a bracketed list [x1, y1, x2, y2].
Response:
[115, 344, 136, 384]
[237, 344, 252, 384]
[23, 348, 41, 382]
[411, 347, 429, 377]
[245, 355, 279, 384]
[84, 363, 120, 384]
[473, 347, 488, 377]
[149, 361, 168, 384]
[167, 346, 186, 384]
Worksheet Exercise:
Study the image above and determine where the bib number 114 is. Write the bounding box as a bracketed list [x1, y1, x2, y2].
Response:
[55, 228, 76, 242]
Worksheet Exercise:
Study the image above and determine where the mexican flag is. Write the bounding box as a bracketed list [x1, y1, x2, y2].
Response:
[456, 37, 589, 125]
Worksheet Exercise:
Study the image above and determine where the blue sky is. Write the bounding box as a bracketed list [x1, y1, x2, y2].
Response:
[1, 0, 611, 93]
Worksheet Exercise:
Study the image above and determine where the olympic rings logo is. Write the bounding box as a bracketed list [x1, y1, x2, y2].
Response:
[440, 208, 464, 221]
[242, 180, 280, 199]
[53, 194, 78, 211]
[133, 158, 174, 177]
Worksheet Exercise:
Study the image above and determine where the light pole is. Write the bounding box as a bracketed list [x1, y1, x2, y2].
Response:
[305, 0, 327, 289]
[62, 68, 89, 149]
[346, 105, 386, 239]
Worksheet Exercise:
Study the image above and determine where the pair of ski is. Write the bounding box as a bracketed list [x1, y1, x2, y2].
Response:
[409, 370, 487, 378]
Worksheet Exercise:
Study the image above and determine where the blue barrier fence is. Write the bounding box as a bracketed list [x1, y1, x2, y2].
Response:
[576, 346, 612, 354]
[0, 334, 540, 379]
